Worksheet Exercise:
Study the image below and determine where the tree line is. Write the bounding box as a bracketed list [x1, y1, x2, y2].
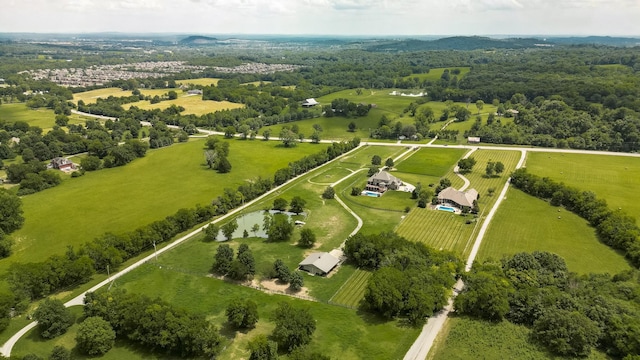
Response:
[344, 232, 462, 325]
[511, 168, 640, 267]
[456, 252, 640, 358]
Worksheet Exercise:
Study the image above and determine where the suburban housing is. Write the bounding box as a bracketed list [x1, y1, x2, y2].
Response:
[365, 170, 403, 193]
[299, 252, 340, 276]
[437, 187, 479, 210]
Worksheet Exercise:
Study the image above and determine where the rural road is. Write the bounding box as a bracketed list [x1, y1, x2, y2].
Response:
[0, 142, 374, 357]
[404, 149, 528, 360]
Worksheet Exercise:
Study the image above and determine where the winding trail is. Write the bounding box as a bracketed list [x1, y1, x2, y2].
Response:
[404, 149, 527, 360]
[454, 148, 477, 191]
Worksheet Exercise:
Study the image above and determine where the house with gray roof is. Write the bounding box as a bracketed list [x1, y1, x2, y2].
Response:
[299, 252, 340, 276]
[365, 170, 403, 193]
[437, 187, 479, 210]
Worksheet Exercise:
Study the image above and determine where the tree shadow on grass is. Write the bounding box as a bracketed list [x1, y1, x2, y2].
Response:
[356, 308, 390, 326]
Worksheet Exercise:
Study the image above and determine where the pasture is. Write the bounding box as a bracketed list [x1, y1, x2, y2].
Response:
[526, 152, 640, 220]
[176, 77, 221, 86]
[6, 139, 320, 271]
[428, 317, 608, 360]
[0, 103, 88, 130]
[72, 87, 133, 103]
[124, 92, 244, 116]
[403, 67, 471, 82]
[478, 188, 631, 274]
[329, 269, 373, 308]
[395, 147, 467, 177]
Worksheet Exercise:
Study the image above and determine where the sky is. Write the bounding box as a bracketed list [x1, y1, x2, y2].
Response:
[1, 0, 639, 36]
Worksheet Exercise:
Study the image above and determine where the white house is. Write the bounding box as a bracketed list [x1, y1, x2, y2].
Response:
[301, 98, 319, 107]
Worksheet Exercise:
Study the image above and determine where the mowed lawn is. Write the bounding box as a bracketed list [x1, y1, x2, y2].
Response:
[7, 139, 320, 270]
[428, 317, 608, 360]
[478, 188, 631, 274]
[397, 149, 521, 256]
[330, 268, 372, 308]
[395, 147, 467, 176]
[526, 152, 640, 220]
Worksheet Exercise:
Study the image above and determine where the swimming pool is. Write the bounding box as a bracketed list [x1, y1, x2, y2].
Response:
[363, 191, 380, 197]
[436, 205, 456, 212]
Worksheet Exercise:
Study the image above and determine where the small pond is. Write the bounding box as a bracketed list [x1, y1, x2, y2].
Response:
[215, 210, 306, 241]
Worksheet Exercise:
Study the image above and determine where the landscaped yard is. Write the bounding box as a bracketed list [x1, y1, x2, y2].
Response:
[478, 188, 631, 274]
[329, 268, 372, 308]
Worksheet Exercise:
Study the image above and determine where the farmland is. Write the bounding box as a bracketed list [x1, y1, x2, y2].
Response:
[477, 188, 631, 274]
[123, 92, 244, 115]
[329, 269, 372, 308]
[176, 77, 221, 86]
[0, 103, 88, 130]
[403, 67, 471, 82]
[6, 139, 320, 271]
[526, 152, 640, 220]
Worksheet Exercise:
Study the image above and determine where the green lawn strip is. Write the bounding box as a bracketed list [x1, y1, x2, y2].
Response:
[478, 188, 631, 275]
[396, 208, 475, 254]
[6, 139, 319, 272]
[37, 263, 419, 360]
[330, 269, 371, 308]
[394, 147, 467, 176]
[308, 166, 354, 184]
[526, 152, 640, 220]
[428, 316, 609, 360]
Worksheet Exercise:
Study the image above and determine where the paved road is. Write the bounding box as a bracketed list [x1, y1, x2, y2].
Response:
[71, 109, 117, 120]
[0, 143, 370, 357]
[454, 148, 477, 192]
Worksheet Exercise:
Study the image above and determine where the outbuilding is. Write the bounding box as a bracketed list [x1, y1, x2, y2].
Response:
[299, 252, 340, 276]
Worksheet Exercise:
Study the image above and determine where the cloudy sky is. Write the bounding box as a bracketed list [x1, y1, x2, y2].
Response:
[1, 0, 639, 36]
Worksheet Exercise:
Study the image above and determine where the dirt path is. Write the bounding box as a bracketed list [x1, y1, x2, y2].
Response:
[454, 147, 477, 191]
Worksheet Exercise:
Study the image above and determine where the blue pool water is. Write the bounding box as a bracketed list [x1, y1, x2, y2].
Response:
[437, 205, 456, 212]
[363, 191, 380, 197]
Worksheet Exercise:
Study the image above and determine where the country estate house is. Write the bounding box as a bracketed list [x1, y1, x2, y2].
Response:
[48, 157, 76, 172]
[365, 171, 403, 193]
[299, 252, 340, 276]
[437, 187, 479, 210]
[301, 98, 319, 107]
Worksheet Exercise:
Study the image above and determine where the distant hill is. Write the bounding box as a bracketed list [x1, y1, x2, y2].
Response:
[546, 36, 640, 47]
[366, 36, 548, 52]
[179, 35, 218, 45]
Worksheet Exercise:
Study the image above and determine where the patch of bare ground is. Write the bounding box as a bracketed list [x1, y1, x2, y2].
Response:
[257, 279, 311, 297]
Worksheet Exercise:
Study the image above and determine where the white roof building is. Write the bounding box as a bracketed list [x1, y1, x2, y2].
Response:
[299, 252, 340, 276]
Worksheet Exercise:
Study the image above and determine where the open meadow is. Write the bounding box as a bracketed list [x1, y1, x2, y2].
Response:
[478, 188, 630, 274]
[0, 103, 90, 130]
[124, 92, 244, 115]
[428, 317, 608, 360]
[403, 67, 471, 82]
[6, 139, 320, 272]
[526, 152, 640, 220]
[176, 77, 221, 86]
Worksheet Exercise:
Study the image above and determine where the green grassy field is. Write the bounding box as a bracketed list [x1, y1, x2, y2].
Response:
[329, 269, 372, 308]
[526, 152, 640, 220]
[0, 103, 88, 130]
[176, 78, 221, 86]
[403, 67, 471, 82]
[396, 150, 521, 256]
[478, 188, 631, 274]
[124, 91, 244, 115]
[395, 148, 467, 176]
[428, 317, 608, 360]
[72, 87, 134, 103]
[6, 139, 320, 271]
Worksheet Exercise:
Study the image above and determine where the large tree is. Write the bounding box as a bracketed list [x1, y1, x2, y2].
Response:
[248, 335, 278, 360]
[75, 316, 116, 356]
[271, 302, 316, 352]
[0, 189, 24, 234]
[267, 214, 294, 242]
[213, 244, 234, 275]
[533, 308, 601, 357]
[33, 298, 75, 339]
[226, 299, 259, 329]
[289, 196, 306, 214]
[221, 220, 238, 241]
[297, 228, 316, 248]
[457, 157, 477, 174]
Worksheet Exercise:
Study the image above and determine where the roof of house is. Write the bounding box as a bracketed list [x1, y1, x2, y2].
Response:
[369, 170, 401, 184]
[302, 98, 319, 105]
[438, 187, 478, 207]
[299, 252, 339, 274]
